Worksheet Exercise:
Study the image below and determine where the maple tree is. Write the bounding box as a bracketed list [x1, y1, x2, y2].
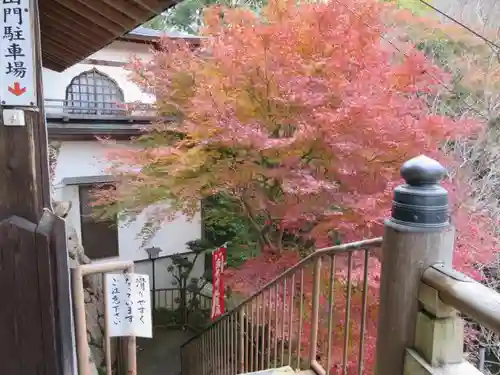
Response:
[93, 0, 500, 373]
[394, 6, 500, 370]
[387, 0, 500, 273]
[96, 0, 478, 248]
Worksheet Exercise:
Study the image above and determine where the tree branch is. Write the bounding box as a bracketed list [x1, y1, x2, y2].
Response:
[238, 196, 276, 250]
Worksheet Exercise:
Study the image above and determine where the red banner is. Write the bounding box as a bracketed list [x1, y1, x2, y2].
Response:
[211, 246, 226, 320]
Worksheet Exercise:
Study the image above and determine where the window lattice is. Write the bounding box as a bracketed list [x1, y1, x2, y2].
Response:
[65, 69, 124, 115]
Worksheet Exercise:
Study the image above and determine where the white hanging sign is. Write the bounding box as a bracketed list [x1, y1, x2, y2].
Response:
[105, 273, 153, 338]
[0, 0, 37, 106]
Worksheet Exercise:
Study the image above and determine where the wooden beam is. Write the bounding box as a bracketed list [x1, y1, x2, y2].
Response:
[41, 30, 95, 57]
[73, 0, 135, 29]
[101, 0, 145, 20]
[145, 0, 182, 12]
[81, 58, 127, 67]
[38, 0, 182, 71]
[41, 12, 107, 42]
[423, 265, 500, 334]
[40, 4, 115, 39]
[41, 24, 97, 51]
[40, 15, 101, 45]
[47, 131, 140, 141]
[42, 51, 71, 71]
[43, 60, 66, 72]
[50, 0, 125, 34]
[131, 0, 157, 13]
[41, 35, 90, 62]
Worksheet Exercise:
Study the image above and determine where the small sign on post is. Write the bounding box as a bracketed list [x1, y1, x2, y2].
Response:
[0, 0, 37, 107]
[104, 273, 153, 338]
[211, 246, 226, 320]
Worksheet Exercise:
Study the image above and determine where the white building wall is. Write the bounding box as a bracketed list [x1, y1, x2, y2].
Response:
[47, 39, 205, 289]
[53, 141, 202, 268]
[42, 41, 154, 107]
[46, 35, 206, 375]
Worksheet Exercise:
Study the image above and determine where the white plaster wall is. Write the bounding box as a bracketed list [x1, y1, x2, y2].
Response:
[42, 40, 154, 108]
[46, 38, 203, 374]
[90, 41, 152, 63]
[52, 141, 202, 264]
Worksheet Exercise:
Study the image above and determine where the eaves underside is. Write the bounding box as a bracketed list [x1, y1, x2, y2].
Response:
[47, 122, 147, 140]
[39, 0, 180, 71]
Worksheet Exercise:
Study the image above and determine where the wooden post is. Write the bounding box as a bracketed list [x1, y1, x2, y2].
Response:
[0, 0, 51, 223]
[414, 285, 464, 367]
[375, 155, 455, 375]
[403, 284, 482, 375]
[0, 216, 57, 374]
[0, 0, 72, 373]
[73, 261, 137, 375]
[71, 267, 88, 375]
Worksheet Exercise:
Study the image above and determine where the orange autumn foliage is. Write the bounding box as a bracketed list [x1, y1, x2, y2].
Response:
[92, 0, 499, 373]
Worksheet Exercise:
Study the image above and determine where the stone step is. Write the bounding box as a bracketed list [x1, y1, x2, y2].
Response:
[240, 366, 316, 375]
[240, 366, 295, 375]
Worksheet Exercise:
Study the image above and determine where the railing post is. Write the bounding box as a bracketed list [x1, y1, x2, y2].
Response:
[403, 281, 484, 375]
[309, 257, 322, 366]
[239, 308, 245, 374]
[375, 155, 455, 375]
[412, 283, 464, 366]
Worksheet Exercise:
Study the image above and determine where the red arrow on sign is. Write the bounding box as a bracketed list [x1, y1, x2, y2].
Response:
[8, 82, 26, 96]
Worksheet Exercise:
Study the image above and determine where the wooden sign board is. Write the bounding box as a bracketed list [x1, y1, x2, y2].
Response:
[0, 0, 37, 106]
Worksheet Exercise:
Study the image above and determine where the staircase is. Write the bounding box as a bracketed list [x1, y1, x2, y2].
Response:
[240, 366, 315, 375]
[78, 156, 500, 375]
[179, 238, 382, 375]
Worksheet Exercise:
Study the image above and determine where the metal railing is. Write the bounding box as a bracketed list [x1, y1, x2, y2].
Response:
[72, 261, 136, 375]
[180, 237, 383, 375]
[44, 98, 155, 119]
[153, 288, 210, 311]
[152, 287, 212, 329]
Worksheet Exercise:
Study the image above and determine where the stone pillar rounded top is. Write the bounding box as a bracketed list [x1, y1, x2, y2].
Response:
[400, 155, 447, 186]
[389, 155, 449, 230]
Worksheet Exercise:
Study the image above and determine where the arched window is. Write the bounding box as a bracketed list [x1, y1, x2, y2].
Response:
[65, 69, 124, 115]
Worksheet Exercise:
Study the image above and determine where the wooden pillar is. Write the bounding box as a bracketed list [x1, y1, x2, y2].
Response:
[375, 155, 455, 375]
[0, 0, 72, 373]
[0, 0, 51, 222]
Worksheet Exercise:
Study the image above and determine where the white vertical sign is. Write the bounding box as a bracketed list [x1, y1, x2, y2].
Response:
[105, 273, 153, 338]
[0, 0, 37, 106]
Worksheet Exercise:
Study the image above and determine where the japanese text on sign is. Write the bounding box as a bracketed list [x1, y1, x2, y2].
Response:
[211, 246, 226, 320]
[0, 0, 37, 106]
[105, 273, 152, 338]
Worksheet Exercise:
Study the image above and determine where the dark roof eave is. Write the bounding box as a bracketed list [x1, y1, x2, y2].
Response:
[117, 34, 203, 45]
[40, 0, 181, 72]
